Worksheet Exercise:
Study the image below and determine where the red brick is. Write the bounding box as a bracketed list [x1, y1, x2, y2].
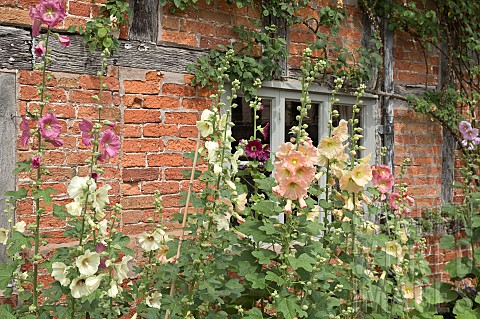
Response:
[145, 71, 163, 82]
[179, 125, 198, 138]
[144, 96, 180, 109]
[124, 109, 161, 123]
[121, 195, 155, 210]
[0, 7, 31, 25]
[63, 16, 88, 29]
[123, 124, 142, 138]
[199, 36, 230, 49]
[123, 168, 160, 182]
[123, 139, 163, 152]
[144, 124, 179, 137]
[165, 139, 196, 151]
[57, 77, 80, 88]
[122, 183, 142, 196]
[162, 30, 198, 47]
[162, 16, 181, 30]
[181, 20, 217, 36]
[123, 153, 146, 167]
[19, 70, 56, 86]
[182, 98, 212, 110]
[43, 103, 76, 119]
[69, 1, 91, 17]
[162, 83, 196, 97]
[147, 153, 185, 167]
[123, 94, 143, 108]
[165, 112, 198, 124]
[78, 75, 120, 91]
[77, 106, 121, 122]
[124, 80, 160, 94]
[141, 181, 180, 194]
[69, 89, 112, 104]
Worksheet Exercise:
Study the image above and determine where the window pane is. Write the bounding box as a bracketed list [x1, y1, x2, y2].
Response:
[231, 97, 271, 152]
[284, 100, 320, 145]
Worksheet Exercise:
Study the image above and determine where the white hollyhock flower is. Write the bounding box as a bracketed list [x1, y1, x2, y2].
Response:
[196, 109, 214, 137]
[146, 291, 162, 309]
[204, 141, 218, 163]
[92, 184, 112, 212]
[115, 255, 133, 282]
[155, 228, 171, 244]
[67, 176, 96, 200]
[234, 193, 247, 212]
[0, 228, 9, 245]
[52, 262, 71, 286]
[138, 231, 162, 252]
[14, 221, 26, 233]
[98, 219, 108, 237]
[70, 276, 90, 299]
[76, 250, 100, 276]
[66, 200, 83, 216]
[85, 274, 102, 292]
[107, 282, 121, 298]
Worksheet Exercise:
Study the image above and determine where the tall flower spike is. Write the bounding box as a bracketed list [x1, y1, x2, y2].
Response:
[20, 117, 31, 147]
[29, 0, 67, 35]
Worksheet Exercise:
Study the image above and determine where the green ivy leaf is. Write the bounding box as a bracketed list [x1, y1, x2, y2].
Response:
[453, 298, 473, 315]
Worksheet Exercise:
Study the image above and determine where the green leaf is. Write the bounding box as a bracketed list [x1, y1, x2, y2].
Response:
[34, 187, 57, 204]
[244, 308, 263, 319]
[252, 249, 276, 264]
[97, 27, 108, 37]
[53, 204, 66, 220]
[0, 305, 15, 319]
[453, 298, 473, 315]
[245, 273, 266, 289]
[277, 296, 306, 319]
[103, 37, 113, 48]
[254, 177, 277, 192]
[444, 257, 473, 279]
[5, 188, 28, 201]
[0, 263, 17, 290]
[265, 271, 285, 285]
[439, 234, 455, 249]
[287, 253, 315, 272]
[8, 231, 31, 255]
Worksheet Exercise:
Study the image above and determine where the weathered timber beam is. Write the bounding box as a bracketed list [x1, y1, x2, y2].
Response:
[0, 25, 208, 74]
[0, 26, 32, 70]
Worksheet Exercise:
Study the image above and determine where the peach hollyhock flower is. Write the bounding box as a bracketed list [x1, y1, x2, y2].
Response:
[332, 119, 349, 142]
[339, 170, 363, 193]
[351, 164, 372, 187]
[274, 164, 292, 183]
[372, 164, 392, 181]
[283, 150, 307, 171]
[318, 136, 344, 160]
[275, 142, 295, 161]
[298, 138, 318, 166]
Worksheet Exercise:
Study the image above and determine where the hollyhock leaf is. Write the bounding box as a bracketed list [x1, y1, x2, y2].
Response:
[252, 249, 276, 264]
[245, 273, 266, 289]
[439, 234, 455, 250]
[287, 253, 315, 271]
[34, 187, 57, 204]
[277, 296, 306, 319]
[0, 305, 15, 319]
[5, 188, 28, 201]
[243, 308, 263, 319]
[253, 177, 276, 192]
[13, 162, 32, 174]
[0, 263, 17, 290]
[52, 204, 66, 220]
[7, 231, 31, 255]
[444, 257, 472, 279]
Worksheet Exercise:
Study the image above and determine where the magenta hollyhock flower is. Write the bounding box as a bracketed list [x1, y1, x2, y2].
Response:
[99, 129, 120, 159]
[34, 43, 46, 57]
[38, 112, 63, 146]
[29, 6, 42, 36]
[58, 35, 70, 48]
[31, 155, 41, 169]
[261, 122, 270, 141]
[20, 117, 31, 147]
[258, 144, 270, 162]
[459, 121, 472, 135]
[79, 119, 94, 146]
[245, 139, 263, 159]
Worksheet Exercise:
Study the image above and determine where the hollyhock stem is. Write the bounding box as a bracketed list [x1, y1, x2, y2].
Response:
[32, 28, 51, 313]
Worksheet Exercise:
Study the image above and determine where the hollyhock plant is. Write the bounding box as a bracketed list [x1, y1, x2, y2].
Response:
[245, 139, 264, 159]
[459, 120, 472, 135]
[38, 112, 64, 146]
[58, 35, 70, 48]
[79, 119, 94, 146]
[34, 43, 46, 57]
[30, 0, 67, 35]
[31, 155, 41, 169]
[20, 117, 31, 147]
[99, 129, 120, 160]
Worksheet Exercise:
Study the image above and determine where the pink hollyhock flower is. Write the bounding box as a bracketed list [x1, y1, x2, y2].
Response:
[31, 155, 41, 169]
[20, 117, 31, 147]
[375, 177, 395, 194]
[388, 192, 400, 210]
[38, 113, 63, 146]
[99, 129, 120, 160]
[34, 43, 46, 57]
[459, 121, 472, 135]
[372, 164, 392, 181]
[273, 180, 308, 201]
[58, 35, 70, 48]
[283, 150, 307, 172]
[245, 140, 263, 159]
[79, 119, 94, 146]
[29, 0, 67, 35]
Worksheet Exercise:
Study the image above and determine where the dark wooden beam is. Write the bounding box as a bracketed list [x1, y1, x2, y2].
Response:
[129, 0, 159, 42]
[0, 26, 32, 70]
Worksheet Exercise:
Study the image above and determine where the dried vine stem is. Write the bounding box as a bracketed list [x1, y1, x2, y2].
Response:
[164, 131, 201, 319]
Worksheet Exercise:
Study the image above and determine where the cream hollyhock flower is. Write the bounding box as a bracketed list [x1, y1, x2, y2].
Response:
[204, 141, 219, 163]
[351, 164, 372, 187]
[70, 276, 90, 299]
[146, 291, 162, 309]
[14, 221, 26, 233]
[85, 274, 102, 293]
[234, 193, 247, 212]
[92, 184, 112, 212]
[76, 250, 101, 276]
[107, 282, 121, 298]
[52, 262, 71, 286]
[332, 119, 349, 142]
[66, 200, 83, 216]
[383, 241, 404, 261]
[339, 170, 363, 193]
[138, 231, 162, 252]
[318, 136, 344, 160]
[196, 109, 214, 137]
[398, 229, 409, 244]
[115, 255, 133, 282]
[67, 176, 96, 200]
[98, 219, 108, 237]
[231, 149, 244, 174]
[0, 228, 9, 245]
